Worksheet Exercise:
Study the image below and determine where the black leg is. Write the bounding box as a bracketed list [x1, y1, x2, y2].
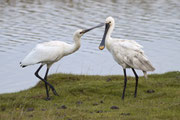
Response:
[44, 68, 50, 100]
[34, 65, 59, 97]
[122, 69, 127, 100]
[132, 68, 139, 98]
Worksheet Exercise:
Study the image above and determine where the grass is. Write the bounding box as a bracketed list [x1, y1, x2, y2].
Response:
[0, 71, 180, 120]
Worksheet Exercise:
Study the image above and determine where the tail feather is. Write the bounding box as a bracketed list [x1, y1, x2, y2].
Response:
[143, 71, 148, 79]
[139, 58, 155, 71]
[20, 62, 27, 68]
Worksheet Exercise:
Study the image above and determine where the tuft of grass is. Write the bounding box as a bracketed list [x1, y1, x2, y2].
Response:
[0, 71, 180, 120]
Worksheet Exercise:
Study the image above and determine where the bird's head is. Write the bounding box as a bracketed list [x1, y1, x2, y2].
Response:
[99, 16, 115, 50]
[105, 16, 115, 27]
[74, 29, 85, 38]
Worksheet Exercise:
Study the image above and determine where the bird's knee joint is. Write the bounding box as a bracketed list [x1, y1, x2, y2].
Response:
[34, 72, 38, 77]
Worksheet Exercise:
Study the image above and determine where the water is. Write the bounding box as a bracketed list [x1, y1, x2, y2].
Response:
[0, 0, 180, 94]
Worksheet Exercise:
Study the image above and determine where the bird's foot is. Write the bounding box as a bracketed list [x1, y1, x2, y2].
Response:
[134, 94, 137, 98]
[121, 95, 125, 100]
[134, 91, 137, 98]
[45, 97, 51, 101]
[51, 88, 59, 96]
[53, 90, 59, 96]
[49, 85, 59, 96]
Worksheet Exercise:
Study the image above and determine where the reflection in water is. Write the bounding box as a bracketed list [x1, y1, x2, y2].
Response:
[0, 0, 180, 94]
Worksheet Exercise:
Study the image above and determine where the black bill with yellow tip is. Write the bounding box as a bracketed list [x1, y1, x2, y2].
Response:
[80, 23, 104, 34]
[99, 23, 110, 50]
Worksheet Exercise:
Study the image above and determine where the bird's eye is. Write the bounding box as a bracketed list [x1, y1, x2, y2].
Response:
[109, 21, 111, 24]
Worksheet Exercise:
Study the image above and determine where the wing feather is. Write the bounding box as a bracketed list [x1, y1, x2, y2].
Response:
[20, 41, 64, 66]
[111, 39, 155, 71]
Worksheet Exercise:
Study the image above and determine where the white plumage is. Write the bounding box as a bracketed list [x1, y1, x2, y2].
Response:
[99, 17, 155, 99]
[21, 41, 76, 68]
[108, 38, 154, 76]
[20, 24, 104, 100]
[20, 29, 84, 68]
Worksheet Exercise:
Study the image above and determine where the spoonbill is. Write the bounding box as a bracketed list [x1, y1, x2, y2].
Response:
[99, 17, 155, 99]
[20, 23, 104, 100]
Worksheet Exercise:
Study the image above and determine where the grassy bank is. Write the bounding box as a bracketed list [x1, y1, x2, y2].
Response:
[0, 71, 180, 120]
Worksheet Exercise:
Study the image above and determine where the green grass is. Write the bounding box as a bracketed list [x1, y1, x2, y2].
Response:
[0, 71, 180, 120]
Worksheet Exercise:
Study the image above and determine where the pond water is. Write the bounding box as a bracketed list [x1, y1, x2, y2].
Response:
[0, 0, 180, 94]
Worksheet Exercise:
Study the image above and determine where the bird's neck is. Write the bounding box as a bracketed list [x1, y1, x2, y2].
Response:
[106, 24, 114, 46]
[68, 35, 81, 55]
